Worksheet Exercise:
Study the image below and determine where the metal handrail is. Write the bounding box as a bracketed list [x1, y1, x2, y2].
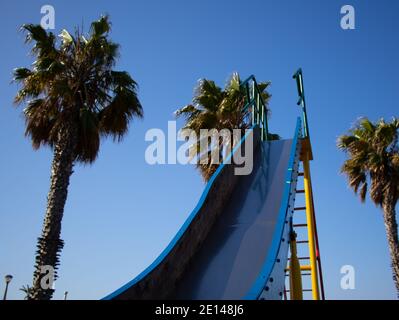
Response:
[240, 75, 269, 140]
[241, 75, 269, 110]
[293, 68, 310, 139]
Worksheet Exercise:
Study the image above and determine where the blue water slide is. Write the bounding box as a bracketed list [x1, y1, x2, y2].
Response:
[103, 118, 302, 300]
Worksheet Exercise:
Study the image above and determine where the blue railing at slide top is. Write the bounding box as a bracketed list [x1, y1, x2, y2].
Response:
[240, 75, 269, 140]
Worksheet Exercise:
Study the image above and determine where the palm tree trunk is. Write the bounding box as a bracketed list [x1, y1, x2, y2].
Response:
[382, 193, 399, 297]
[31, 123, 77, 300]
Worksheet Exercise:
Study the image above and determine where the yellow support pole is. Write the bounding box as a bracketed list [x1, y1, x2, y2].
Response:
[289, 232, 303, 300]
[303, 153, 320, 300]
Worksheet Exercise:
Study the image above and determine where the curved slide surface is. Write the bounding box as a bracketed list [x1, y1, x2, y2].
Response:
[104, 119, 302, 300]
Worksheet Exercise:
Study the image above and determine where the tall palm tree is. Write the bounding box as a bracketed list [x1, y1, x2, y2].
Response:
[338, 117, 399, 295]
[13, 16, 143, 300]
[175, 73, 274, 181]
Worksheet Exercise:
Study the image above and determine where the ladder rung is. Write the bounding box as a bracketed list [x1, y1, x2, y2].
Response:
[300, 265, 311, 271]
[296, 240, 309, 244]
[285, 265, 311, 272]
[285, 272, 311, 277]
[284, 289, 312, 292]
[296, 190, 305, 193]
[287, 257, 310, 260]
[293, 223, 307, 227]
[294, 206, 306, 211]
[298, 172, 304, 176]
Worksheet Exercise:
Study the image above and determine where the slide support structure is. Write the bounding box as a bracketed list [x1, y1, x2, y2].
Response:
[303, 150, 320, 300]
[288, 69, 325, 300]
[289, 230, 303, 300]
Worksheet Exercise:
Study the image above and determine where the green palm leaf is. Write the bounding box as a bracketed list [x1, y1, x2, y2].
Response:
[175, 72, 272, 181]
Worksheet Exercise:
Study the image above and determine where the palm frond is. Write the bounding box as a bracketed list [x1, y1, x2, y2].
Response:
[14, 15, 142, 164]
[12, 67, 32, 82]
[176, 72, 273, 181]
[338, 117, 399, 207]
[90, 15, 111, 38]
[59, 29, 75, 47]
[22, 23, 56, 56]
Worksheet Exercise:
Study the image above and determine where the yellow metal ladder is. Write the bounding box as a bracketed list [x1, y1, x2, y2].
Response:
[284, 138, 325, 300]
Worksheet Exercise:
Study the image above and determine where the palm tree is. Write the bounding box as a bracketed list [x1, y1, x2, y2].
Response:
[338, 117, 399, 295]
[175, 73, 274, 181]
[13, 16, 143, 300]
[20, 285, 34, 300]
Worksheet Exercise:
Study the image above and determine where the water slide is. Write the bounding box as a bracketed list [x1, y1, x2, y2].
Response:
[103, 117, 303, 300]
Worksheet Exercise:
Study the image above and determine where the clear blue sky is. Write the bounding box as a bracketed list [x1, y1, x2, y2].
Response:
[0, 0, 398, 300]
